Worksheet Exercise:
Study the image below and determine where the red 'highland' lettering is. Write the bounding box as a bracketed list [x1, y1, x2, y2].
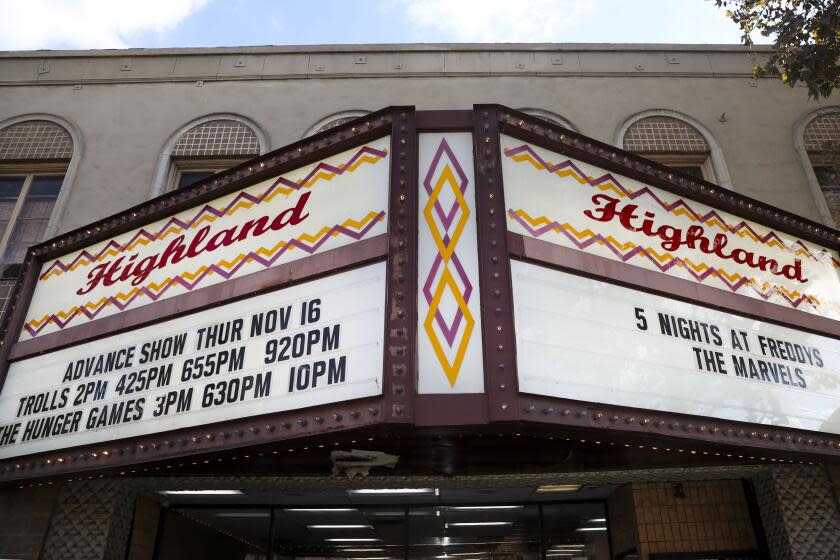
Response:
[583, 194, 807, 283]
[77, 191, 311, 295]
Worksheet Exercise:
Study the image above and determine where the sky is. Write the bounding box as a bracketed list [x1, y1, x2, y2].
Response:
[0, 0, 763, 51]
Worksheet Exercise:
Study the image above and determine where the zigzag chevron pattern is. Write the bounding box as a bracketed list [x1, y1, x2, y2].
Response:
[40, 145, 389, 281]
[504, 145, 839, 267]
[24, 211, 385, 337]
[509, 209, 819, 310]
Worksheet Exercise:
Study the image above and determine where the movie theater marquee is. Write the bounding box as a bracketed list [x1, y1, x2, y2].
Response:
[0, 105, 839, 477]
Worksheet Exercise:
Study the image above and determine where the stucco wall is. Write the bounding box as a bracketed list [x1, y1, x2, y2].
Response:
[0, 45, 838, 234]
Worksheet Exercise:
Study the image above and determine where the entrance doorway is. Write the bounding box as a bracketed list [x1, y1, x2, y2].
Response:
[153, 487, 611, 559]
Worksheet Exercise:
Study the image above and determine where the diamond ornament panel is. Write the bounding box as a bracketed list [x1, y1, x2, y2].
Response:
[418, 133, 484, 393]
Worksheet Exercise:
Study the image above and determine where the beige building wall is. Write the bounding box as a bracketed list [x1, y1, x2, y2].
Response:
[0, 44, 838, 235]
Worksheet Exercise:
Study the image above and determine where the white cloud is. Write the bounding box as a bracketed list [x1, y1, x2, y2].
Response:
[400, 0, 595, 43]
[0, 0, 208, 50]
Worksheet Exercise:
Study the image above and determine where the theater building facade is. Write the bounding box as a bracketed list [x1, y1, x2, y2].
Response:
[1, 44, 840, 560]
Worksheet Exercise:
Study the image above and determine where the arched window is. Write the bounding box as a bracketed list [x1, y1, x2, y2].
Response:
[616, 110, 732, 189]
[518, 108, 578, 132]
[799, 109, 840, 225]
[151, 115, 267, 197]
[0, 116, 78, 314]
[302, 110, 370, 139]
[0, 119, 73, 269]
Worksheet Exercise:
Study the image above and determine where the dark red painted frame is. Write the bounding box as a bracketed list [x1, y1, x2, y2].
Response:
[0, 107, 419, 481]
[475, 104, 840, 458]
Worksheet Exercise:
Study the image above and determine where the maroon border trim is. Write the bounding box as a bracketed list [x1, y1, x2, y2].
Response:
[416, 110, 473, 132]
[493, 105, 840, 250]
[0, 396, 385, 482]
[488, 106, 840, 457]
[0, 108, 414, 482]
[4, 104, 840, 482]
[34, 106, 402, 261]
[516, 395, 840, 457]
[381, 109, 418, 424]
[509, 233, 840, 340]
[415, 394, 488, 426]
[0, 108, 406, 387]
[473, 106, 521, 422]
[9, 235, 389, 360]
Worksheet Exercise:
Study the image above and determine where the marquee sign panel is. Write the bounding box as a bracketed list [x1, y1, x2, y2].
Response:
[0, 263, 386, 460]
[5, 105, 840, 481]
[501, 135, 840, 321]
[417, 133, 484, 394]
[512, 259, 840, 436]
[21, 139, 391, 341]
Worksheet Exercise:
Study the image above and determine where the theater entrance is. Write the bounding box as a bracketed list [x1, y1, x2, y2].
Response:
[151, 485, 613, 560]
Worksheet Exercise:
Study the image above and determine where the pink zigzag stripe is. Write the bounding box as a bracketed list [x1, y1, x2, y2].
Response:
[40, 146, 389, 279]
[504, 145, 839, 266]
[24, 212, 386, 338]
[509, 210, 815, 310]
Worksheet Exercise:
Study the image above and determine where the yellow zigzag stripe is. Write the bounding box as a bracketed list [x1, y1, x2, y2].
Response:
[26, 211, 384, 330]
[41, 153, 385, 280]
[509, 151, 830, 258]
[511, 209, 816, 304]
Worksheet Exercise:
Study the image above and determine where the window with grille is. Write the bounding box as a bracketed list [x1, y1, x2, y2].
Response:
[165, 120, 261, 192]
[623, 117, 715, 182]
[0, 119, 73, 283]
[803, 111, 840, 224]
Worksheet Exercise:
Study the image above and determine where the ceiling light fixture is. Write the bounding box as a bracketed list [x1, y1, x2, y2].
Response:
[535, 484, 582, 493]
[325, 538, 381, 542]
[575, 527, 607, 532]
[308, 524, 372, 529]
[445, 522, 513, 527]
[450, 505, 523, 510]
[285, 508, 357, 513]
[349, 488, 436, 495]
[159, 490, 243, 496]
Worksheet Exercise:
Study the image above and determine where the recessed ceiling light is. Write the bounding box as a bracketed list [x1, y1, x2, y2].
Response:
[575, 527, 607, 531]
[587, 518, 607, 523]
[349, 488, 436, 495]
[450, 506, 523, 510]
[445, 522, 513, 527]
[325, 538, 381, 542]
[308, 524, 372, 529]
[285, 508, 357, 513]
[535, 484, 581, 493]
[159, 490, 243, 496]
[370, 509, 435, 517]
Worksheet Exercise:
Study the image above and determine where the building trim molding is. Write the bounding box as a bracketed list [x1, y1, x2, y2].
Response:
[0, 113, 84, 241]
[613, 108, 734, 191]
[148, 113, 269, 199]
[793, 106, 840, 227]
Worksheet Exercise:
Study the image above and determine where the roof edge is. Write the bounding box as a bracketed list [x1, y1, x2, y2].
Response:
[0, 42, 777, 58]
